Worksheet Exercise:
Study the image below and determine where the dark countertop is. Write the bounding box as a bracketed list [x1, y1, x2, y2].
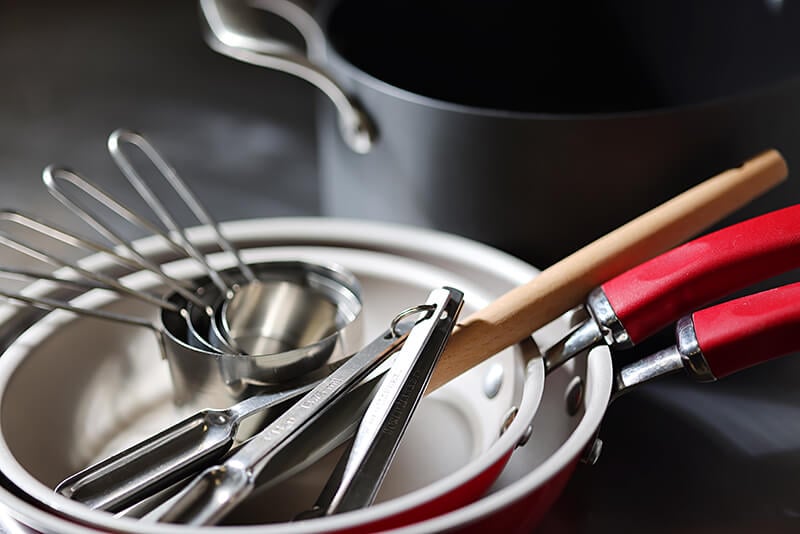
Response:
[3, 2, 800, 533]
[0, 1, 320, 232]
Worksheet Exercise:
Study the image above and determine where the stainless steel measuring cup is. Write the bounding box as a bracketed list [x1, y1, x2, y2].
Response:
[46, 129, 364, 369]
[161, 261, 362, 405]
[0, 129, 363, 407]
[0, 257, 361, 409]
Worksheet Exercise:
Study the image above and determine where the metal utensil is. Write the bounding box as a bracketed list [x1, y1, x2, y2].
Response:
[0, 128, 364, 405]
[41, 130, 363, 393]
[299, 286, 464, 518]
[144, 287, 459, 525]
[55, 379, 320, 513]
[108, 129, 358, 364]
[54, 331, 414, 516]
[0, 258, 360, 408]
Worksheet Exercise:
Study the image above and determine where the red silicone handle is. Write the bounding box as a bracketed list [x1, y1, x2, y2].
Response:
[601, 204, 800, 344]
[692, 282, 800, 379]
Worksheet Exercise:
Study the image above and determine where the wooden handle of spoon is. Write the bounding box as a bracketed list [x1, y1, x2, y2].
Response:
[428, 149, 788, 392]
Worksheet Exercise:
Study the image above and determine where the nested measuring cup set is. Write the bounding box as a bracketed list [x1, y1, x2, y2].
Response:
[2, 137, 800, 531]
[0, 129, 493, 526]
[0, 130, 367, 408]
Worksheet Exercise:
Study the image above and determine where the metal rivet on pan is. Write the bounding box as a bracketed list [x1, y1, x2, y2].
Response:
[565, 376, 584, 416]
[517, 425, 533, 448]
[499, 406, 518, 438]
[581, 438, 603, 465]
[483, 362, 504, 399]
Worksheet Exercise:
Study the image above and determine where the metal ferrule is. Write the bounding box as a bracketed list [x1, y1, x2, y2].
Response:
[543, 288, 630, 374]
[675, 316, 717, 382]
[586, 287, 633, 349]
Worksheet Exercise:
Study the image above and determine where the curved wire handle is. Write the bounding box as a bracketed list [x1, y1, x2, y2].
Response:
[0, 228, 183, 312]
[0, 268, 162, 337]
[200, 0, 375, 155]
[108, 129, 256, 285]
[0, 270, 168, 362]
[0, 210, 204, 309]
[42, 165, 230, 296]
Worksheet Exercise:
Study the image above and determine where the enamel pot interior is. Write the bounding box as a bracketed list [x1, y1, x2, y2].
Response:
[0, 242, 547, 532]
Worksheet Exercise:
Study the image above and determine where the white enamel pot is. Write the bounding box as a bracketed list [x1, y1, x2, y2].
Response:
[0, 218, 594, 533]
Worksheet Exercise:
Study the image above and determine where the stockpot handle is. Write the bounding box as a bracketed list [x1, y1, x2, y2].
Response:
[199, 0, 375, 154]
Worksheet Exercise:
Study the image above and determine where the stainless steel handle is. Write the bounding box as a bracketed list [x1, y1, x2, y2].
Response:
[199, 0, 375, 154]
[55, 381, 316, 513]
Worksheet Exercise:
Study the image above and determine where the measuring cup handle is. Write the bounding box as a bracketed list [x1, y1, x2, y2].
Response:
[55, 411, 235, 513]
[199, 0, 375, 154]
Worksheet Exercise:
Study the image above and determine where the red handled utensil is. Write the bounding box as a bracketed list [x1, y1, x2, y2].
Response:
[544, 202, 800, 373]
[615, 280, 800, 392]
[428, 149, 788, 392]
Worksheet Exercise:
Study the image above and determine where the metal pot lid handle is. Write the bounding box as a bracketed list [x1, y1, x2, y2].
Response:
[199, 0, 376, 154]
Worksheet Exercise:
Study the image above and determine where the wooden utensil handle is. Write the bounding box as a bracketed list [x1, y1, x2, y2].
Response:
[428, 149, 788, 392]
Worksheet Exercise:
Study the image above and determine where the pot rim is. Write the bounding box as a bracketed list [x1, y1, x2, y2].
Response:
[0, 217, 566, 533]
[313, 0, 800, 123]
[326, 41, 800, 122]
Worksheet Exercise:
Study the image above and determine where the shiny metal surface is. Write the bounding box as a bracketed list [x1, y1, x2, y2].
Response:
[145, 323, 411, 525]
[1, 129, 365, 407]
[54, 380, 318, 513]
[543, 288, 631, 374]
[675, 315, 717, 382]
[307, 287, 464, 516]
[611, 314, 714, 398]
[42, 166, 226, 294]
[225, 280, 332, 353]
[50, 132, 364, 393]
[220, 261, 363, 381]
[3, 3, 800, 532]
[107, 129, 257, 285]
[0, 233, 530, 532]
[201, 0, 800, 268]
[543, 318, 603, 374]
[586, 287, 632, 348]
[200, 0, 374, 154]
[224, 279, 332, 355]
[159, 261, 362, 407]
[613, 346, 685, 396]
[0, 259, 362, 409]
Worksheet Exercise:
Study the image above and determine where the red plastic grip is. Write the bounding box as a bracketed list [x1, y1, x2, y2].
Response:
[692, 282, 800, 379]
[601, 204, 800, 344]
